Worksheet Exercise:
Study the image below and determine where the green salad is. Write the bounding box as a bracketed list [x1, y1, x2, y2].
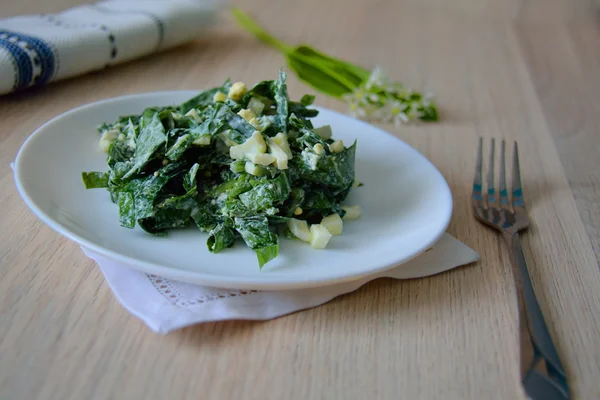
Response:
[82, 71, 362, 268]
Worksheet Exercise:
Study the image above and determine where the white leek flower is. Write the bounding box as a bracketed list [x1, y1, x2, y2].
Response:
[348, 101, 367, 118]
[341, 67, 437, 126]
[365, 66, 388, 90]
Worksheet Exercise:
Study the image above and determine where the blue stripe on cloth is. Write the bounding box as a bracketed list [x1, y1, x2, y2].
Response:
[0, 37, 32, 90]
[14, 33, 56, 85]
[0, 30, 56, 90]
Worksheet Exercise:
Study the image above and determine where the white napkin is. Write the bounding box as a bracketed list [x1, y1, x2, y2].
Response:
[81, 234, 479, 334]
[0, 0, 223, 95]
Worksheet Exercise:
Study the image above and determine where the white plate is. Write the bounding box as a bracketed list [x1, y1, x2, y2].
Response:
[14, 91, 452, 290]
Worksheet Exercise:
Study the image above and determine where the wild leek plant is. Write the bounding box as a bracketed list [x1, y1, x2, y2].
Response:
[232, 8, 438, 125]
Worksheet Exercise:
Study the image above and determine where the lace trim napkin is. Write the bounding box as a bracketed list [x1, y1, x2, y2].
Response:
[82, 233, 479, 334]
[0, 0, 222, 95]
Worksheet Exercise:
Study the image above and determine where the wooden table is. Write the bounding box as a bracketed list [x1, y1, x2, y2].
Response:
[2, 1, 600, 399]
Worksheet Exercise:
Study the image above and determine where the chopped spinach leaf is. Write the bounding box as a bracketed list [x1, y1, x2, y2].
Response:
[122, 113, 167, 179]
[300, 94, 315, 106]
[117, 191, 135, 228]
[207, 222, 236, 253]
[82, 171, 109, 189]
[234, 216, 279, 268]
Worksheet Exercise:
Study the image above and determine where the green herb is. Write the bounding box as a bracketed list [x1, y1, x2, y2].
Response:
[234, 216, 279, 268]
[232, 8, 438, 125]
[117, 192, 135, 228]
[82, 71, 359, 268]
[121, 113, 167, 179]
[207, 222, 236, 253]
[82, 172, 109, 189]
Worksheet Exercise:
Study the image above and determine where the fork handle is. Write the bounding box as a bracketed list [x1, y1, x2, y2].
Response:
[504, 232, 569, 398]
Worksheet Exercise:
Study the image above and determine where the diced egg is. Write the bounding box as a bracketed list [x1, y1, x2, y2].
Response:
[267, 138, 289, 170]
[273, 132, 292, 158]
[247, 97, 265, 116]
[313, 125, 332, 140]
[329, 139, 345, 153]
[342, 205, 362, 220]
[320, 213, 343, 235]
[192, 135, 211, 146]
[99, 139, 111, 153]
[185, 109, 201, 122]
[244, 161, 265, 176]
[237, 108, 256, 122]
[230, 145, 246, 160]
[294, 207, 303, 216]
[100, 129, 118, 142]
[250, 131, 267, 152]
[248, 152, 275, 166]
[310, 224, 333, 249]
[228, 82, 247, 102]
[248, 117, 262, 130]
[287, 219, 311, 242]
[230, 131, 267, 160]
[213, 92, 227, 103]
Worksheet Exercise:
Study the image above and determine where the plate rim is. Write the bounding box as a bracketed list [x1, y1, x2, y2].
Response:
[14, 90, 453, 290]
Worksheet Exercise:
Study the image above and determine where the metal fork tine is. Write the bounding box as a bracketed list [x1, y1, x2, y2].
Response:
[486, 138, 496, 206]
[472, 137, 483, 206]
[499, 140, 509, 207]
[512, 142, 525, 209]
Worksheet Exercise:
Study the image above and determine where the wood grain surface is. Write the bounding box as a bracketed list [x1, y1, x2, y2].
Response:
[1, 1, 600, 399]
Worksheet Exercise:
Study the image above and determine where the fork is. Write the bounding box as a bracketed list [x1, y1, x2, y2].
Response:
[472, 138, 569, 399]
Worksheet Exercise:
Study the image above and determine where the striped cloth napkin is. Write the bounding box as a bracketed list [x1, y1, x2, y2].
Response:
[0, 0, 223, 95]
